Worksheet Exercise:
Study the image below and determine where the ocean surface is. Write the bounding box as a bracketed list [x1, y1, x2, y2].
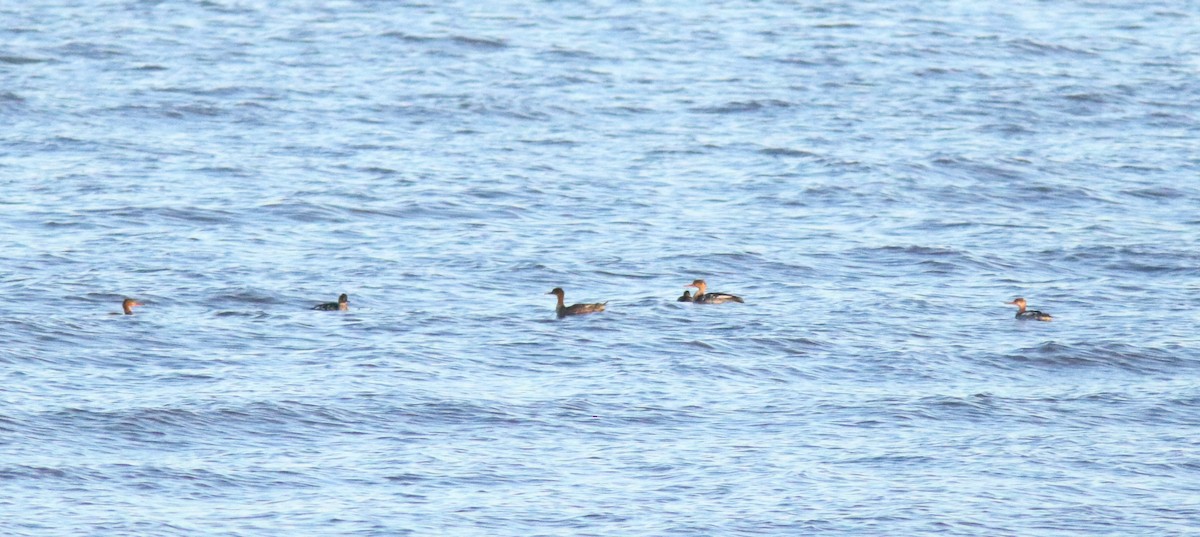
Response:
[2, 0, 1199, 535]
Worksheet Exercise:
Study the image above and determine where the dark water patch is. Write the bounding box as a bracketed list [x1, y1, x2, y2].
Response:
[602, 104, 655, 115]
[519, 138, 579, 147]
[758, 147, 819, 158]
[913, 66, 965, 77]
[257, 199, 354, 222]
[974, 122, 1034, 136]
[173, 104, 226, 117]
[197, 0, 259, 14]
[80, 206, 238, 225]
[692, 99, 794, 114]
[775, 57, 822, 66]
[216, 309, 272, 316]
[38, 217, 102, 231]
[446, 35, 509, 50]
[590, 403, 708, 427]
[1137, 108, 1195, 126]
[155, 86, 276, 99]
[1113, 164, 1167, 173]
[52, 42, 130, 60]
[0, 462, 312, 493]
[640, 147, 705, 157]
[211, 289, 285, 306]
[0, 412, 20, 434]
[998, 341, 1187, 373]
[370, 99, 549, 122]
[399, 401, 525, 427]
[339, 198, 506, 222]
[748, 335, 829, 355]
[917, 259, 959, 274]
[380, 32, 508, 51]
[1122, 186, 1188, 200]
[100, 103, 232, 120]
[928, 156, 1030, 181]
[192, 166, 252, 177]
[812, 22, 861, 29]
[355, 166, 399, 176]
[1052, 88, 1129, 116]
[680, 339, 719, 351]
[1063, 92, 1115, 104]
[114, 464, 320, 491]
[384, 473, 430, 484]
[34, 402, 375, 442]
[24, 135, 99, 152]
[0, 54, 50, 65]
[540, 47, 602, 61]
[1006, 38, 1098, 57]
[1050, 245, 1200, 275]
[846, 245, 999, 273]
[0, 465, 76, 480]
[1, 26, 42, 34]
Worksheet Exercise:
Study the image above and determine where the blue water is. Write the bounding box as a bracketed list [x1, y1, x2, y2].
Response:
[3, 1, 1199, 534]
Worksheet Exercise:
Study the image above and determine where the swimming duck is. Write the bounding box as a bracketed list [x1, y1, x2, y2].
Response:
[547, 288, 606, 318]
[313, 293, 349, 311]
[120, 298, 143, 315]
[678, 290, 693, 302]
[684, 279, 744, 304]
[1007, 297, 1051, 321]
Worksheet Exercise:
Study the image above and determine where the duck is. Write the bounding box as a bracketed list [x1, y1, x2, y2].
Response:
[313, 293, 349, 311]
[684, 279, 744, 304]
[1007, 297, 1051, 321]
[118, 298, 143, 315]
[677, 290, 693, 302]
[547, 288, 606, 318]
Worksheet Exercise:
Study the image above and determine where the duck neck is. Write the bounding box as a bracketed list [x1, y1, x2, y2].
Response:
[123, 304, 134, 315]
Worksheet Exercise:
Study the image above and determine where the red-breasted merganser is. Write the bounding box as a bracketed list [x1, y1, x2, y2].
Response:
[1007, 297, 1051, 321]
[120, 298, 143, 315]
[547, 288, 606, 318]
[678, 290, 693, 302]
[685, 279, 744, 304]
[313, 293, 349, 311]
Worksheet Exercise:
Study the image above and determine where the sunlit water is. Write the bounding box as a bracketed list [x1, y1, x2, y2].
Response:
[2, 1, 1199, 535]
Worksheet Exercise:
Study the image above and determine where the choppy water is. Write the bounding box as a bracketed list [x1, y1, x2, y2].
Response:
[3, 1, 1199, 535]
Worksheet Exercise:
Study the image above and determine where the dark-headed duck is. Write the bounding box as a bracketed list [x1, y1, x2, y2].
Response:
[313, 293, 349, 311]
[547, 288, 606, 318]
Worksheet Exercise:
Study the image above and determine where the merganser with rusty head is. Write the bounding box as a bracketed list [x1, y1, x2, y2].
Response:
[119, 298, 143, 315]
[547, 288, 606, 318]
[313, 293, 349, 311]
[685, 279, 744, 304]
[677, 290, 693, 302]
[1007, 297, 1051, 321]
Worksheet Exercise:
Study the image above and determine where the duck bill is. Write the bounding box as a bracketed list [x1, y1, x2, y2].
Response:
[684, 284, 698, 288]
